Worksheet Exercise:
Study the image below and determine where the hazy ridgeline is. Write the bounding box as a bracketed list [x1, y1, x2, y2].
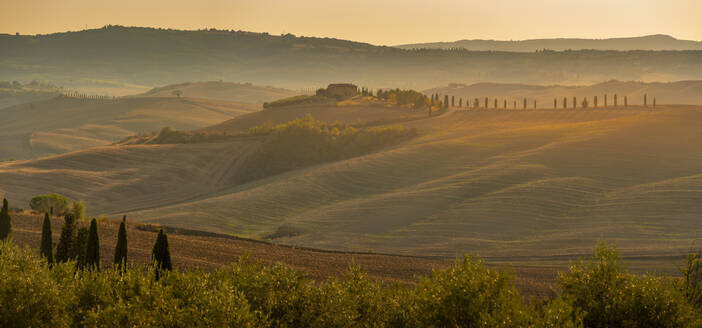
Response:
[2, 26, 702, 89]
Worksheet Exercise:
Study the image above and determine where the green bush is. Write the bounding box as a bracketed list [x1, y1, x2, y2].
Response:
[559, 243, 702, 328]
[2, 239, 701, 327]
[404, 257, 533, 327]
[29, 194, 70, 215]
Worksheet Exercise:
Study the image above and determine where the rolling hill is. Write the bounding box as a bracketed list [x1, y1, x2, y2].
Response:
[139, 81, 300, 104]
[425, 80, 702, 107]
[0, 95, 258, 160]
[396, 34, 702, 51]
[3, 26, 702, 89]
[2, 102, 702, 276]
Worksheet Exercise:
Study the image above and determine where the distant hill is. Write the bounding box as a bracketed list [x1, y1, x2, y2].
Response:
[139, 81, 300, 104]
[0, 96, 257, 160]
[424, 80, 702, 107]
[0, 88, 59, 109]
[396, 35, 702, 52]
[2, 26, 702, 89]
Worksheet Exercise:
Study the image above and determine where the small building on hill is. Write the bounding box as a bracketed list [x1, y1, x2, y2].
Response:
[326, 83, 357, 99]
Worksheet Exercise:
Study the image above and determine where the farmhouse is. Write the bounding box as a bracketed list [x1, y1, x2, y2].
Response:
[326, 83, 357, 99]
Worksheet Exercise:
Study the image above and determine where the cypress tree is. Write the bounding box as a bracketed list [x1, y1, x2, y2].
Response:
[152, 229, 173, 279]
[504, 99, 507, 109]
[523, 98, 527, 109]
[55, 214, 76, 263]
[484, 97, 488, 109]
[554, 98, 557, 109]
[73, 227, 88, 269]
[614, 94, 618, 106]
[0, 198, 11, 240]
[563, 97, 567, 109]
[494, 98, 498, 109]
[40, 213, 53, 264]
[114, 216, 128, 270]
[85, 218, 100, 270]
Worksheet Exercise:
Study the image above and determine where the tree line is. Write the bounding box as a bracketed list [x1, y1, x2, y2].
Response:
[1, 197, 171, 276]
[427, 93, 658, 109]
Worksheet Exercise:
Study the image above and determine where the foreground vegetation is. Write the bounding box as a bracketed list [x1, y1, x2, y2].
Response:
[1, 238, 702, 327]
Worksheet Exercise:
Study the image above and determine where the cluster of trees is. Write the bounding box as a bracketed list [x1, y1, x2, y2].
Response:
[0, 80, 58, 90]
[30, 194, 85, 219]
[377, 89, 429, 109]
[239, 114, 417, 183]
[0, 81, 23, 89]
[1, 239, 702, 327]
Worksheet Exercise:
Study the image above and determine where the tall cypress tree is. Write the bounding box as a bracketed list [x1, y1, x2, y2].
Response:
[114, 216, 128, 270]
[152, 229, 173, 279]
[0, 198, 11, 240]
[85, 218, 100, 270]
[40, 213, 53, 264]
[55, 214, 76, 263]
[73, 227, 89, 269]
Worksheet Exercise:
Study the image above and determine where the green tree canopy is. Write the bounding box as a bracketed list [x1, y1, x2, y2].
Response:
[30, 194, 70, 216]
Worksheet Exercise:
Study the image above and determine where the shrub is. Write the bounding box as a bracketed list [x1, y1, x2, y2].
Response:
[0, 241, 72, 327]
[71, 200, 86, 220]
[559, 243, 702, 328]
[30, 194, 70, 215]
[404, 256, 533, 327]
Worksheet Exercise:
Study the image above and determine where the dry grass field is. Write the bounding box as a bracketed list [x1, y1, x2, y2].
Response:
[0, 96, 258, 160]
[1, 104, 701, 277]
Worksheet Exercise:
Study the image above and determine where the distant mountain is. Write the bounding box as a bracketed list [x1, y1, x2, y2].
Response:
[2, 27, 702, 89]
[424, 80, 702, 107]
[396, 35, 702, 52]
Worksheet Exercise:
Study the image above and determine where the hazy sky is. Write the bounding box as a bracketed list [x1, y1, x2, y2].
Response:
[2, 0, 701, 45]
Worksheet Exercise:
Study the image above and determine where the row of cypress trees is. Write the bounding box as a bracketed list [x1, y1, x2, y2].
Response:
[0, 196, 173, 274]
[42, 213, 171, 273]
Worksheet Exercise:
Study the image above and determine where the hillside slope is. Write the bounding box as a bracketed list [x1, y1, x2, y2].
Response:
[139, 81, 300, 103]
[425, 80, 702, 107]
[2, 105, 702, 269]
[204, 97, 427, 134]
[0, 96, 258, 160]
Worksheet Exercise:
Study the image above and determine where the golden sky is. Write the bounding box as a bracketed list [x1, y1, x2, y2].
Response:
[2, 0, 701, 45]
